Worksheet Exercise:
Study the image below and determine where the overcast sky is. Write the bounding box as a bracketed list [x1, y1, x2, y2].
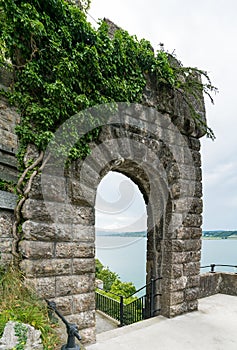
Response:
[90, 0, 237, 231]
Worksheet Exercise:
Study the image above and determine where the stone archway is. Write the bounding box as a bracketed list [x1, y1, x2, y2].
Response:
[1, 101, 204, 345]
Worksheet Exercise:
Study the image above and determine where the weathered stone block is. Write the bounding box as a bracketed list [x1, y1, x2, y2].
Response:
[67, 310, 95, 330]
[169, 302, 188, 317]
[171, 264, 183, 279]
[29, 174, 67, 202]
[199, 273, 221, 298]
[186, 275, 200, 288]
[183, 213, 202, 228]
[19, 241, 54, 259]
[55, 242, 95, 258]
[68, 179, 96, 208]
[0, 239, 12, 253]
[22, 220, 57, 241]
[25, 277, 56, 299]
[185, 287, 199, 301]
[20, 259, 72, 277]
[72, 258, 95, 274]
[23, 221, 94, 243]
[187, 300, 198, 312]
[0, 128, 18, 150]
[22, 199, 94, 225]
[0, 149, 17, 167]
[183, 262, 200, 276]
[220, 273, 237, 296]
[176, 227, 191, 240]
[73, 293, 95, 313]
[0, 253, 12, 264]
[72, 225, 94, 242]
[0, 191, 17, 210]
[55, 274, 95, 297]
[170, 291, 184, 306]
[22, 199, 54, 222]
[52, 296, 73, 315]
[170, 276, 188, 291]
[0, 164, 18, 182]
[0, 210, 13, 237]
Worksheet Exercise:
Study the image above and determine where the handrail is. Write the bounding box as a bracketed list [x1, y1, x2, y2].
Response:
[97, 276, 162, 300]
[127, 276, 162, 298]
[46, 299, 81, 350]
[200, 264, 237, 273]
[96, 276, 162, 326]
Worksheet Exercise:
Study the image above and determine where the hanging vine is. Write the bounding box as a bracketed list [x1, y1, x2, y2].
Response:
[0, 0, 217, 263]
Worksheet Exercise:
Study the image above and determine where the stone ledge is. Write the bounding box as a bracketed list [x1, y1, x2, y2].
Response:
[199, 272, 237, 298]
[0, 143, 16, 155]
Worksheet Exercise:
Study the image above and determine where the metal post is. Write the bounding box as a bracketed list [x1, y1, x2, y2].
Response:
[61, 323, 81, 350]
[150, 278, 155, 317]
[46, 300, 81, 350]
[119, 296, 124, 327]
[210, 264, 215, 273]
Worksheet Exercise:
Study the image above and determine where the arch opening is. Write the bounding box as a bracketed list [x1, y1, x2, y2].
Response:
[95, 171, 148, 290]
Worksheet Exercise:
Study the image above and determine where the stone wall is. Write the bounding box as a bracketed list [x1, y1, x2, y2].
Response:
[18, 94, 205, 343]
[200, 272, 237, 298]
[0, 69, 18, 265]
[0, 24, 207, 345]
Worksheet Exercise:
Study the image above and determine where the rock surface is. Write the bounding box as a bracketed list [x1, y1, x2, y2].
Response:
[0, 321, 43, 350]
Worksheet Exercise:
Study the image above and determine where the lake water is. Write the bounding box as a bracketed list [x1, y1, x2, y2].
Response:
[96, 236, 237, 289]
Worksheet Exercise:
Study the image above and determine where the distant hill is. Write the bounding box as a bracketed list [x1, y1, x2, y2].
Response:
[202, 230, 237, 239]
[96, 231, 147, 237]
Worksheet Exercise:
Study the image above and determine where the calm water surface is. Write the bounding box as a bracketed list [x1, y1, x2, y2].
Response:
[96, 236, 237, 289]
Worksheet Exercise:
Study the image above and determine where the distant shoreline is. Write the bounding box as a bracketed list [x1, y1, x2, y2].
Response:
[96, 230, 237, 240]
[202, 237, 237, 240]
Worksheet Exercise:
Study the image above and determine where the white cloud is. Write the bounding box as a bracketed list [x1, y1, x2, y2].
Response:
[95, 172, 147, 232]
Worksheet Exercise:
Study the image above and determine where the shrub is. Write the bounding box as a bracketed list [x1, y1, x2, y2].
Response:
[0, 266, 59, 349]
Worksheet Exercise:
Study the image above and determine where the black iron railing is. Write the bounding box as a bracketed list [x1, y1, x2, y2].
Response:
[96, 293, 120, 322]
[200, 264, 237, 273]
[46, 299, 81, 350]
[96, 276, 162, 326]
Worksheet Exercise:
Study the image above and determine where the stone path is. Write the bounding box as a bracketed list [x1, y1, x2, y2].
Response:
[86, 294, 237, 350]
[96, 311, 118, 334]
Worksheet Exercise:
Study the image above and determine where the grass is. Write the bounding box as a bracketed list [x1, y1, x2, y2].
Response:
[0, 265, 60, 349]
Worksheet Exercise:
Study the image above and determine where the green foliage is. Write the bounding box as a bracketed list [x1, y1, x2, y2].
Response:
[0, 0, 216, 169]
[95, 259, 137, 303]
[110, 279, 136, 298]
[13, 322, 28, 350]
[96, 259, 119, 292]
[0, 266, 59, 349]
[0, 179, 16, 193]
[95, 258, 103, 275]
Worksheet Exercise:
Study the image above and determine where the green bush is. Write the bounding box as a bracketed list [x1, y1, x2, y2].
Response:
[0, 266, 59, 349]
[95, 259, 137, 301]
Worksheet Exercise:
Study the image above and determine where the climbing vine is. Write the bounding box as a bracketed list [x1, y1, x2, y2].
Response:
[0, 0, 216, 261]
[0, 0, 216, 161]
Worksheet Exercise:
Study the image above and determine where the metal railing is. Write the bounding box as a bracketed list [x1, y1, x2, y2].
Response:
[46, 299, 81, 350]
[96, 276, 162, 326]
[200, 264, 237, 273]
[96, 293, 120, 321]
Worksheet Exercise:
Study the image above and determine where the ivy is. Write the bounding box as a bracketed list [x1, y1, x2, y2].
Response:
[0, 0, 216, 168]
[0, 179, 16, 193]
